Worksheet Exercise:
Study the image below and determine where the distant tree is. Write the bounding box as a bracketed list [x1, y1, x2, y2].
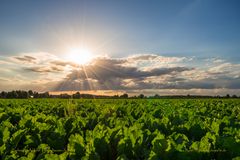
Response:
[153, 94, 160, 98]
[43, 92, 50, 98]
[226, 94, 230, 98]
[0, 91, 7, 98]
[39, 92, 50, 98]
[60, 94, 71, 99]
[33, 91, 39, 98]
[113, 95, 119, 98]
[16, 90, 29, 98]
[6, 91, 18, 98]
[73, 92, 81, 99]
[28, 90, 33, 96]
[232, 95, 238, 98]
[16, 90, 21, 98]
[23, 91, 29, 98]
[138, 94, 145, 99]
[81, 94, 94, 98]
[120, 93, 128, 98]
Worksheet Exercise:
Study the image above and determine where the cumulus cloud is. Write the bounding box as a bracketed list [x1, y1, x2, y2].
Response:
[208, 63, 240, 75]
[10, 53, 72, 74]
[53, 56, 192, 91]
[122, 54, 189, 69]
[0, 53, 240, 95]
[53, 55, 240, 91]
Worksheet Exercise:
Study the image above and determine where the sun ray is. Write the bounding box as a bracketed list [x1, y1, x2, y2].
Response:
[82, 65, 93, 91]
[94, 63, 126, 78]
[88, 67, 111, 90]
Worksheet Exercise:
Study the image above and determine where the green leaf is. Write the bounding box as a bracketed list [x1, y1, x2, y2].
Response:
[3, 127, 10, 143]
[44, 154, 59, 160]
[68, 134, 85, 159]
[10, 129, 27, 149]
[151, 132, 169, 153]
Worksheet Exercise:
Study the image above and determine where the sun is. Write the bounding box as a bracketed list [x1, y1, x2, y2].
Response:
[67, 48, 93, 65]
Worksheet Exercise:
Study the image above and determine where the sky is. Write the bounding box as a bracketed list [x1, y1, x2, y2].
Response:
[0, 0, 240, 95]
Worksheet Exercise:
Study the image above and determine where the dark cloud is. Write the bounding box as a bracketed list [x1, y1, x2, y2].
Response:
[66, 58, 190, 80]
[140, 77, 240, 90]
[112, 77, 240, 90]
[54, 57, 192, 91]
[53, 56, 240, 91]
[24, 66, 64, 73]
[14, 55, 37, 63]
[50, 66, 64, 72]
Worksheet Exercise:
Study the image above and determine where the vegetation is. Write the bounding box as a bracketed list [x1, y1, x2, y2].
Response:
[0, 90, 239, 99]
[0, 99, 240, 159]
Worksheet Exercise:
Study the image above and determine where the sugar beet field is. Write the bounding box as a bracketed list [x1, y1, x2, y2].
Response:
[0, 99, 240, 160]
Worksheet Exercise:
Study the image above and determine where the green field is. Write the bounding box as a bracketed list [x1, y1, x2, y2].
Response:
[0, 99, 240, 160]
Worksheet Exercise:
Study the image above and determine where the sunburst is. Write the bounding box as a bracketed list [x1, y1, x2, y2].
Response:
[66, 48, 93, 65]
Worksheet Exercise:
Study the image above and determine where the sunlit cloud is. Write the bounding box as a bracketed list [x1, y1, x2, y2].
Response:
[122, 54, 189, 70]
[14, 55, 37, 63]
[0, 52, 240, 95]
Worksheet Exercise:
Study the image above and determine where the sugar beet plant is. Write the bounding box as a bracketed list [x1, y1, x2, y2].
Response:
[0, 99, 240, 159]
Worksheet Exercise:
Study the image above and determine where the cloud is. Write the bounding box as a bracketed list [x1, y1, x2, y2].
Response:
[10, 52, 61, 65]
[50, 60, 77, 67]
[54, 56, 193, 90]
[0, 59, 12, 65]
[14, 55, 37, 63]
[0, 78, 9, 82]
[124, 88, 240, 96]
[122, 54, 189, 69]
[1, 52, 240, 95]
[127, 54, 187, 63]
[10, 53, 71, 74]
[208, 63, 240, 75]
[205, 57, 225, 64]
[24, 66, 64, 73]
[53, 55, 240, 91]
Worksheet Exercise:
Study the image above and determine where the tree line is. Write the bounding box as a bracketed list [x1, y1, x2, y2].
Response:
[0, 90, 49, 99]
[0, 90, 239, 99]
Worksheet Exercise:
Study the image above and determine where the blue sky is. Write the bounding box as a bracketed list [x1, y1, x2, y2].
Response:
[1, 0, 240, 58]
[0, 0, 240, 95]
